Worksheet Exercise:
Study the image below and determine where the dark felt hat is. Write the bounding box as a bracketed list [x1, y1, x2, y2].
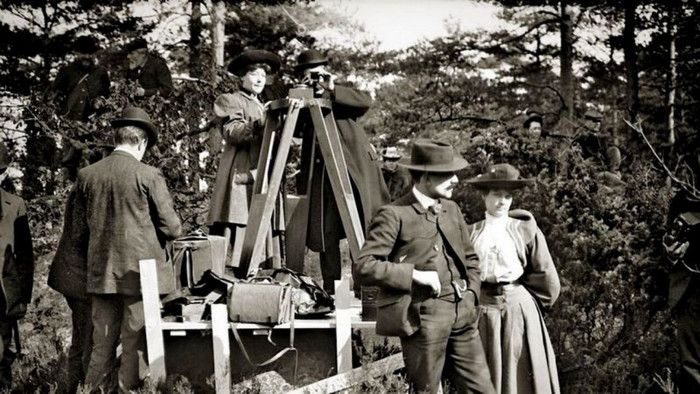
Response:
[111, 106, 158, 149]
[124, 38, 148, 53]
[227, 49, 281, 76]
[584, 109, 603, 122]
[295, 49, 329, 71]
[467, 163, 534, 190]
[0, 142, 9, 171]
[398, 139, 468, 173]
[523, 111, 543, 129]
[74, 36, 101, 55]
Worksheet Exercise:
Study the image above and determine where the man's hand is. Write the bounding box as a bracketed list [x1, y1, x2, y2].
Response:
[134, 87, 146, 97]
[412, 270, 440, 297]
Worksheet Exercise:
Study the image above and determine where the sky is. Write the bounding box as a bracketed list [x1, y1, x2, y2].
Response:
[316, 0, 506, 51]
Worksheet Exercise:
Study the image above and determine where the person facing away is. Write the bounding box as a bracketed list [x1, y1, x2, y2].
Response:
[59, 106, 181, 392]
[465, 163, 561, 394]
[0, 142, 34, 390]
[207, 49, 281, 269]
[355, 139, 494, 393]
[51, 35, 110, 121]
[125, 38, 173, 97]
[294, 48, 390, 294]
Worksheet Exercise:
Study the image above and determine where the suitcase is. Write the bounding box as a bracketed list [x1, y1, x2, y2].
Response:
[171, 231, 227, 288]
[228, 278, 293, 325]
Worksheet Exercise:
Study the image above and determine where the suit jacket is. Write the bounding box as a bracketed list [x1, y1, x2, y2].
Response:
[667, 190, 700, 309]
[51, 151, 182, 296]
[0, 189, 34, 319]
[304, 85, 390, 251]
[52, 61, 110, 121]
[355, 192, 481, 337]
[467, 209, 560, 309]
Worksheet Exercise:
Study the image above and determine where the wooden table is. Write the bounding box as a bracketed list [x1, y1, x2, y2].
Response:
[139, 259, 377, 393]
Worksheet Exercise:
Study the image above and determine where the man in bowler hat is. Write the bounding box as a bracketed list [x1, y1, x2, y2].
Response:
[0, 143, 34, 389]
[57, 106, 181, 391]
[294, 48, 390, 293]
[51, 36, 110, 121]
[355, 139, 493, 393]
[381, 146, 411, 201]
[125, 38, 173, 97]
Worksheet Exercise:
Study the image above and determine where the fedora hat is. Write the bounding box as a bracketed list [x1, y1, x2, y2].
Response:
[466, 163, 534, 190]
[227, 49, 281, 77]
[398, 139, 468, 173]
[124, 38, 148, 53]
[294, 49, 329, 71]
[382, 146, 402, 160]
[74, 35, 101, 55]
[111, 106, 159, 149]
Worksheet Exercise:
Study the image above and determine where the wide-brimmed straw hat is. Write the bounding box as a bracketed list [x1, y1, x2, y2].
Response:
[466, 163, 534, 190]
[294, 49, 329, 71]
[227, 49, 281, 76]
[397, 139, 468, 173]
[111, 106, 159, 149]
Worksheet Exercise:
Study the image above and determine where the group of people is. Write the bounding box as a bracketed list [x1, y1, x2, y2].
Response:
[0, 37, 697, 394]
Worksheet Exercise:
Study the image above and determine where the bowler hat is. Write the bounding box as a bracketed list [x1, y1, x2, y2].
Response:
[111, 106, 159, 149]
[74, 36, 101, 55]
[0, 142, 9, 171]
[124, 38, 148, 53]
[466, 163, 534, 190]
[398, 139, 468, 173]
[227, 49, 281, 76]
[523, 111, 543, 129]
[295, 49, 329, 71]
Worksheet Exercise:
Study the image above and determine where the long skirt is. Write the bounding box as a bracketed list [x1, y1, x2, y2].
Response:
[479, 284, 560, 394]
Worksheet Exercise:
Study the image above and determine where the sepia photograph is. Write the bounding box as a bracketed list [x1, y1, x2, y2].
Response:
[0, 0, 698, 392]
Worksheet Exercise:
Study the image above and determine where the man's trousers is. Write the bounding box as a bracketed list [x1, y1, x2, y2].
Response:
[401, 297, 494, 393]
[64, 297, 93, 393]
[677, 282, 700, 394]
[0, 319, 15, 389]
[85, 294, 147, 392]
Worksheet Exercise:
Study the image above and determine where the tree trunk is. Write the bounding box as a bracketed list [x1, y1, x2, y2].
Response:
[211, 0, 226, 84]
[189, 0, 203, 77]
[667, 3, 678, 144]
[559, 0, 574, 121]
[623, 0, 640, 124]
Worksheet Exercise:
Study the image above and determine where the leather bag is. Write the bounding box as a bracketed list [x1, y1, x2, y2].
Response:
[171, 230, 227, 288]
[227, 278, 293, 324]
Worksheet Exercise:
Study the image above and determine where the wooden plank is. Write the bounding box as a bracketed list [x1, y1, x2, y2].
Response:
[211, 304, 232, 394]
[139, 259, 167, 383]
[334, 278, 353, 374]
[287, 353, 404, 394]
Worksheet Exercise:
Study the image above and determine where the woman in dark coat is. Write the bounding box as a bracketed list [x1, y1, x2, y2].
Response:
[207, 50, 281, 266]
[295, 49, 390, 292]
[466, 163, 561, 394]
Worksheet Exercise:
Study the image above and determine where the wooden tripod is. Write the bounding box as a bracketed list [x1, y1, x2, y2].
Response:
[236, 87, 365, 277]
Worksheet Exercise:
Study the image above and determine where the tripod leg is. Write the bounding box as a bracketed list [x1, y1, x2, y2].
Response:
[308, 104, 365, 260]
[240, 101, 302, 277]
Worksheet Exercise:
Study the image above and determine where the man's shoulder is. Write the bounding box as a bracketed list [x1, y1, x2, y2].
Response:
[1, 189, 25, 208]
[78, 153, 158, 180]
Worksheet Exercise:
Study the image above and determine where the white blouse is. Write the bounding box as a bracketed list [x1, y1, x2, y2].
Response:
[473, 212, 524, 283]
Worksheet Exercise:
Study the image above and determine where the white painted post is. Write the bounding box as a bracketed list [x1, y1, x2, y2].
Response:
[335, 276, 353, 374]
[211, 304, 231, 393]
[139, 259, 166, 383]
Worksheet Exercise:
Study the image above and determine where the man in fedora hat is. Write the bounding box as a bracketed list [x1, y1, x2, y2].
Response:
[0, 142, 34, 389]
[380, 146, 411, 201]
[125, 38, 173, 97]
[52, 106, 181, 391]
[51, 35, 111, 121]
[522, 110, 543, 138]
[355, 139, 493, 393]
[294, 48, 390, 293]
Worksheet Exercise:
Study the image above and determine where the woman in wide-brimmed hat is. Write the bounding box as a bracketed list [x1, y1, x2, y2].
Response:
[466, 163, 561, 394]
[208, 49, 281, 265]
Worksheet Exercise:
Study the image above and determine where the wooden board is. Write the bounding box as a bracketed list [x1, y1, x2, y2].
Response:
[211, 304, 232, 393]
[139, 259, 167, 382]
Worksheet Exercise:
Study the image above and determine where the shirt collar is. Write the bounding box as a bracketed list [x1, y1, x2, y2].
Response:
[113, 147, 139, 160]
[412, 186, 437, 210]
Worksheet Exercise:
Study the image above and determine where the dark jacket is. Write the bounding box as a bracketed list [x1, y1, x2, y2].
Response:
[355, 192, 481, 337]
[0, 189, 34, 319]
[52, 61, 110, 121]
[382, 166, 411, 202]
[303, 85, 390, 251]
[667, 190, 700, 309]
[50, 151, 182, 296]
[129, 53, 173, 97]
